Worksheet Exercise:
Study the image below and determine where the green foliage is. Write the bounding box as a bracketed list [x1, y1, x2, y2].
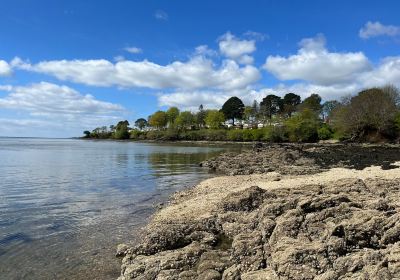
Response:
[227, 130, 244, 141]
[196, 104, 207, 128]
[166, 107, 180, 126]
[282, 93, 301, 117]
[262, 126, 287, 142]
[149, 111, 168, 129]
[285, 109, 320, 142]
[175, 111, 195, 129]
[205, 110, 225, 129]
[134, 118, 148, 130]
[260, 95, 282, 119]
[130, 129, 145, 140]
[221, 96, 245, 124]
[317, 124, 333, 140]
[299, 94, 322, 113]
[83, 130, 91, 138]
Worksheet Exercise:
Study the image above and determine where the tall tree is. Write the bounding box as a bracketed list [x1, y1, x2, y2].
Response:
[166, 107, 180, 127]
[205, 110, 225, 129]
[175, 111, 195, 129]
[220, 97, 245, 125]
[332, 87, 399, 139]
[196, 104, 207, 128]
[114, 120, 130, 139]
[282, 93, 301, 117]
[134, 118, 148, 130]
[149, 111, 168, 129]
[260, 95, 282, 119]
[299, 94, 322, 113]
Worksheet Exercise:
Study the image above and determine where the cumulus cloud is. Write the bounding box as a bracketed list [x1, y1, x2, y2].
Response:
[13, 56, 260, 91]
[0, 60, 12, 76]
[0, 82, 125, 120]
[359, 21, 400, 39]
[218, 32, 256, 64]
[124, 46, 142, 54]
[263, 34, 371, 85]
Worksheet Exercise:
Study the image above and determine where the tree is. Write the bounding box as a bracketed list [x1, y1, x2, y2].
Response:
[299, 94, 322, 113]
[260, 95, 282, 119]
[134, 118, 148, 130]
[332, 87, 399, 140]
[114, 120, 130, 139]
[322, 100, 340, 122]
[175, 111, 195, 129]
[251, 100, 259, 120]
[282, 93, 301, 117]
[196, 104, 207, 128]
[166, 107, 180, 127]
[205, 110, 225, 129]
[285, 109, 320, 142]
[243, 106, 254, 121]
[221, 96, 245, 125]
[83, 130, 91, 138]
[149, 111, 168, 129]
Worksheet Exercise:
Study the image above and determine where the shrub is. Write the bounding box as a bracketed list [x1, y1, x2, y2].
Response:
[317, 124, 333, 140]
[204, 129, 227, 141]
[130, 129, 144, 140]
[242, 129, 254, 141]
[263, 126, 287, 142]
[145, 130, 165, 140]
[250, 129, 265, 141]
[227, 130, 244, 141]
[284, 109, 320, 142]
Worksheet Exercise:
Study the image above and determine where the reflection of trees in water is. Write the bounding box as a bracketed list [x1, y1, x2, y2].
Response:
[147, 151, 221, 175]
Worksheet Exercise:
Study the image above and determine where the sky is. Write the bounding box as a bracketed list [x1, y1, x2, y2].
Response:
[0, 0, 400, 137]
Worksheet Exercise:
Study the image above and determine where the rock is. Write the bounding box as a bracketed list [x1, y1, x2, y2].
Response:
[116, 243, 129, 257]
[117, 144, 400, 279]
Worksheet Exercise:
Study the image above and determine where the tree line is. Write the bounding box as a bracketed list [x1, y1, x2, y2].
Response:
[83, 85, 400, 143]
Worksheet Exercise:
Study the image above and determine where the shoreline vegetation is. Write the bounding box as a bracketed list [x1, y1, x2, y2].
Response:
[116, 143, 400, 279]
[84, 86, 400, 144]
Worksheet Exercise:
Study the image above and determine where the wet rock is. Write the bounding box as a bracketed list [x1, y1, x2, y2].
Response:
[116, 243, 129, 257]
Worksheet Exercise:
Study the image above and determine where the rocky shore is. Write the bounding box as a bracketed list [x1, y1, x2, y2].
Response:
[117, 144, 400, 280]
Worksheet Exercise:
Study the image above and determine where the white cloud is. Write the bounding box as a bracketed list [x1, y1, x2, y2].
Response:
[195, 45, 218, 57]
[359, 56, 400, 88]
[154, 10, 168, 20]
[359, 21, 400, 39]
[218, 32, 256, 64]
[263, 34, 371, 85]
[13, 56, 260, 91]
[0, 60, 12, 76]
[0, 82, 125, 120]
[124, 46, 142, 54]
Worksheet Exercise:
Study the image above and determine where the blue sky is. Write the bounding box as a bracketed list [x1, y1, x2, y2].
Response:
[0, 0, 400, 137]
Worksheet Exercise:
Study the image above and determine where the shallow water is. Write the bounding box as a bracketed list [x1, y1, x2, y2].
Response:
[0, 138, 242, 280]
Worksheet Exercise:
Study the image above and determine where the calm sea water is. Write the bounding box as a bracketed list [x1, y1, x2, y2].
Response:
[0, 138, 242, 280]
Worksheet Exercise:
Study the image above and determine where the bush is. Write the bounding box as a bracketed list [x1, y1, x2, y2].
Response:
[250, 129, 265, 141]
[263, 126, 287, 142]
[227, 130, 244, 141]
[204, 129, 227, 141]
[317, 125, 333, 140]
[284, 109, 320, 142]
[145, 130, 165, 140]
[179, 130, 204, 141]
[130, 129, 144, 140]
